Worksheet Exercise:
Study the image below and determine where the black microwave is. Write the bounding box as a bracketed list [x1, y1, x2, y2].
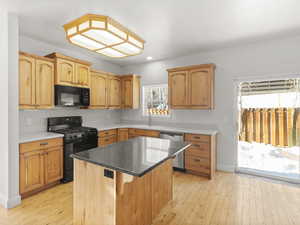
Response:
[55, 85, 90, 107]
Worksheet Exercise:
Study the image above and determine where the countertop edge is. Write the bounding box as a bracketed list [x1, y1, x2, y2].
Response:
[94, 124, 218, 135]
[71, 143, 191, 177]
[19, 133, 64, 144]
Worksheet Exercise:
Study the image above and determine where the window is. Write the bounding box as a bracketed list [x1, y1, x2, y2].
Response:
[143, 84, 169, 117]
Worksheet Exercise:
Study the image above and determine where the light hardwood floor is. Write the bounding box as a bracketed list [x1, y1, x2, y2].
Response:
[1, 172, 300, 225]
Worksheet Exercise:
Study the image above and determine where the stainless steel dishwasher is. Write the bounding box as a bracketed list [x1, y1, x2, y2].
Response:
[160, 131, 185, 170]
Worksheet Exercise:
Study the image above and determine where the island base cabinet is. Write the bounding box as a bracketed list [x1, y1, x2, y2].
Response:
[73, 159, 173, 225]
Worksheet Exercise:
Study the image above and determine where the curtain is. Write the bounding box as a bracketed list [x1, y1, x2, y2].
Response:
[239, 108, 300, 147]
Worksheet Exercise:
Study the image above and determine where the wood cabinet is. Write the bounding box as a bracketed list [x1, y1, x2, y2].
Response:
[90, 70, 108, 109]
[19, 150, 45, 194]
[19, 52, 54, 109]
[184, 133, 216, 179]
[44, 147, 63, 184]
[98, 129, 118, 147]
[121, 75, 140, 109]
[90, 70, 122, 109]
[46, 52, 91, 88]
[19, 138, 63, 198]
[107, 76, 121, 109]
[128, 129, 160, 139]
[167, 64, 215, 109]
[118, 128, 129, 142]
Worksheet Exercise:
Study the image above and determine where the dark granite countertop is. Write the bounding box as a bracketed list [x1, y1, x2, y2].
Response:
[71, 137, 191, 177]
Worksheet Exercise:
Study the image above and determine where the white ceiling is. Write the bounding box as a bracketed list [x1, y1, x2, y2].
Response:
[3, 0, 300, 66]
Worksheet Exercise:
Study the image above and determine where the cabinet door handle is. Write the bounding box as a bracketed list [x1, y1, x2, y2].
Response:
[40, 142, 48, 146]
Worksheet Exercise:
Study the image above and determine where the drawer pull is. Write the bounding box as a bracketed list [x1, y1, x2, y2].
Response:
[40, 142, 48, 146]
[192, 144, 201, 148]
[194, 159, 201, 162]
[193, 136, 201, 139]
[105, 139, 109, 141]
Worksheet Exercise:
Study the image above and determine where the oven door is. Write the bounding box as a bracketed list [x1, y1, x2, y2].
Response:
[55, 85, 90, 107]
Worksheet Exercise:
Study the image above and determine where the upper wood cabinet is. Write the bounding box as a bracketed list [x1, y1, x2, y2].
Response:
[55, 58, 75, 85]
[90, 70, 108, 109]
[35, 59, 54, 109]
[107, 75, 121, 109]
[19, 52, 54, 109]
[46, 52, 91, 88]
[121, 75, 140, 109]
[76, 63, 90, 87]
[167, 64, 215, 109]
[168, 71, 189, 108]
[19, 54, 36, 109]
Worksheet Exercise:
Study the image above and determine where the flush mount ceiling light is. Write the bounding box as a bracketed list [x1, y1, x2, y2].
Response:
[63, 14, 145, 58]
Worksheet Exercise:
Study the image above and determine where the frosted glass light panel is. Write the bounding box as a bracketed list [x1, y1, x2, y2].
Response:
[63, 14, 145, 58]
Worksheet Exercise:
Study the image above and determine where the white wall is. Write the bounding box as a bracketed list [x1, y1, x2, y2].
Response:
[121, 35, 300, 172]
[19, 36, 124, 135]
[0, 11, 20, 208]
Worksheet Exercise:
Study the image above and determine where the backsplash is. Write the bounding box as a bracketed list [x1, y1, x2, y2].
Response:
[19, 108, 121, 134]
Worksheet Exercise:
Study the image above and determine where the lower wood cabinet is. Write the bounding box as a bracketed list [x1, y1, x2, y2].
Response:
[128, 129, 160, 139]
[98, 129, 118, 147]
[19, 138, 63, 198]
[184, 133, 216, 179]
[118, 128, 129, 142]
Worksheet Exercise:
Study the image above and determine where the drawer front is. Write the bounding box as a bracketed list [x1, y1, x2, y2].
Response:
[185, 146, 210, 158]
[135, 129, 160, 137]
[20, 138, 63, 153]
[185, 133, 210, 143]
[128, 128, 136, 135]
[185, 155, 210, 174]
[99, 135, 117, 146]
[99, 129, 117, 137]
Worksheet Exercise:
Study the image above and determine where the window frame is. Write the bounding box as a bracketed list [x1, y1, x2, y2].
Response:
[142, 84, 170, 118]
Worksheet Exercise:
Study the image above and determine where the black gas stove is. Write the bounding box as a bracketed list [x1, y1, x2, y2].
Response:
[48, 116, 98, 183]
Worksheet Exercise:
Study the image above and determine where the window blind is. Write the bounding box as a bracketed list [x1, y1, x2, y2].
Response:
[240, 79, 300, 96]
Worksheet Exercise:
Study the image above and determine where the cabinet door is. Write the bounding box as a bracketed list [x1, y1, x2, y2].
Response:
[122, 78, 133, 108]
[44, 147, 63, 184]
[168, 71, 188, 108]
[108, 76, 121, 108]
[20, 150, 45, 194]
[19, 55, 36, 109]
[90, 73, 107, 108]
[76, 64, 90, 87]
[35, 59, 54, 109]
[189, 69, 212, 108]
[56, 59, 75, 86]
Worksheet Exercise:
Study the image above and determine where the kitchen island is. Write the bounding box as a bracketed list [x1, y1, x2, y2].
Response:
[71, 137, 190, 225]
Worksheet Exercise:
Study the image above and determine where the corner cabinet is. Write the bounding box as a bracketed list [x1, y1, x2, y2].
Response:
[19, 138, 63, 198]
[19, 52, 54, 109]
[168, 64, 215, 109]
[45, 52, 91, 88]
[121, 75, 141, 109]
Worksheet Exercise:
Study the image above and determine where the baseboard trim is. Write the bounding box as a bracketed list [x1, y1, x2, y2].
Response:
[0, 193, 21, 209]
[217, 164, 235, 172]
